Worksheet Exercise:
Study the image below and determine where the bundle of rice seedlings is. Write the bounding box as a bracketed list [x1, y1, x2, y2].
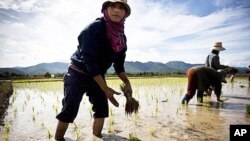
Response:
[120, 84, 139, 115]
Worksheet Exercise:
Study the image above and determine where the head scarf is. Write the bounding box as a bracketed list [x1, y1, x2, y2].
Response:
[103, 9, 126, 52]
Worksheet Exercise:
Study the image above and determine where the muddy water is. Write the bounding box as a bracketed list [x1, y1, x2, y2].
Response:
[0, 77, 249, 141]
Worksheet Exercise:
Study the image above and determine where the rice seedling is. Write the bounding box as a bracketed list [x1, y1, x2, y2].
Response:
[107, 116, 114, 133]
[179, 88, 184, 95]
[41, 121, 44, 127]
[146, 94, 150, 105]
[39, 95, 45, 104]
[13, 108, 17, 118]
[26, 94, 30, 101]
[73, 122, 81, 139]
[3, 124, 10, 141]
[56, 95, 60, 103]
[53, 104, 59, 115]
[107, 107, 116, 133]
[149, 126, 155, 136]
[24, 100, 27, 106]
[73, 122, 78, 130]
[32, 113, 36, 122]
[22, 104, 25, 112]
[155, 99, 159, 116]
[46, 128, 53, 139]
[9, 91, 17, 106]
[150, 92, 154, 100]
[129, 132, 141, 141]
[132, 113, 139, 125]
[110, 107, 113, 116]
[89, 106, 93, 118]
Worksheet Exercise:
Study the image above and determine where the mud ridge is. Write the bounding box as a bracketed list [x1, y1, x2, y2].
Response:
[0, 80, 13, 125]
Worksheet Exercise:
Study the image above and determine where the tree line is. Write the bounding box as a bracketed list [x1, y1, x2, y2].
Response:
[0, 71, 187, 79]
[1, 67, 246, 80]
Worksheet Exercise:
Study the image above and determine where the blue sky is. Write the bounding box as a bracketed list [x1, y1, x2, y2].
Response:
[0, 0, 249, 68]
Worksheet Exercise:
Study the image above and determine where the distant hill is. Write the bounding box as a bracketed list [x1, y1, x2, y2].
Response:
[0, 61, 248, 75]
[0, 62, 68, 75]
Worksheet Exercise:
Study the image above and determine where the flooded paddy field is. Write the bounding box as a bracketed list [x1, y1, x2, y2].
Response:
[0, 77, 249, 141]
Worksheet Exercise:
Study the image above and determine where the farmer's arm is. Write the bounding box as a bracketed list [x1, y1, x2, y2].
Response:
[113, 51, 133, 95]
[118, 72, 132, 95]
[212, 56, 226, 70]
[214, 82, 223, 102]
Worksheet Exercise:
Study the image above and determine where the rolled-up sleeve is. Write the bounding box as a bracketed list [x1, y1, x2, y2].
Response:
[113, 51, 126, 74]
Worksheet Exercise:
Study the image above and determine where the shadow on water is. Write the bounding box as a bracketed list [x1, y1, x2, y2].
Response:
[78, 134, 128, 141]
[193, 101, 248, 110]
[64, 137, 75, 141]
[102, 133, 128, 141]
[222, 95, 250, 100]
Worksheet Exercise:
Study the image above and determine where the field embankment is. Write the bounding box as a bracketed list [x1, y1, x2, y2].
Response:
[0, 80, 13, 123]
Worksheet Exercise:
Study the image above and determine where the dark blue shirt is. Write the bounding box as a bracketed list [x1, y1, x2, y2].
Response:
[71, 17, 127, 77]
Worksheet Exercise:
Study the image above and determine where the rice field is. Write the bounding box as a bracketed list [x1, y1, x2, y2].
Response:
[0, 76, 249, 141]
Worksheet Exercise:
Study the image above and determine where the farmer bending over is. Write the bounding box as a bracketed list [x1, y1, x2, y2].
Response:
[181, 66, 227, 105]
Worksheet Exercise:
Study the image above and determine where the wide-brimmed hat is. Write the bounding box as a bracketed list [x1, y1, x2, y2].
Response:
[211, 42, 225, 51]
[217, 69, 227, 83]
[101, 0, 131, 17]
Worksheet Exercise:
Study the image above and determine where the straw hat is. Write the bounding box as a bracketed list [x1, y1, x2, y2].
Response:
[217, 69, 227, 83]
[211, 42, 225, 51]
[101, 0, 131, 17]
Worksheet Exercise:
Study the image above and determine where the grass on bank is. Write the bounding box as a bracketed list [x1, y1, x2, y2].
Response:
[0, 82, 12, 93]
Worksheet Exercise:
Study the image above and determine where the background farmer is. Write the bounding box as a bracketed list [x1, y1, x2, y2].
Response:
[205, 42, 228, 96]
[205, 42, 227, 70]
[181, 66, 227, 105]
[55, 0, 132, 140]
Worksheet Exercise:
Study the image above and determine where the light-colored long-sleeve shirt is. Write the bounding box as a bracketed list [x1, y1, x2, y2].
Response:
[205, 53, 225, 70]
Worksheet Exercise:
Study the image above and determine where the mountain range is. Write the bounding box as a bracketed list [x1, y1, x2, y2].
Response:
[0, 61, 248, 75]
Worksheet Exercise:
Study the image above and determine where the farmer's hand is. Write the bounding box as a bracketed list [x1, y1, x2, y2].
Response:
[103, 87, 121, 107]
[93, 75, 121, 107]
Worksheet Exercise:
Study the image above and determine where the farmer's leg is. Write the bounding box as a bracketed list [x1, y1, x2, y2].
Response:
[196, 90, 204, 103]
[56, 67, 94, 140]
[55, 85, 85, 139]
[182, 68, 198, 104]
[55, 121, 68, 140]
[86, 87, 109, 137]
[93, 118, 105, 137]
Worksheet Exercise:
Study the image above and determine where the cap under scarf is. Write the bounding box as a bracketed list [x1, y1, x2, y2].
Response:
[103, 9, 126, 52]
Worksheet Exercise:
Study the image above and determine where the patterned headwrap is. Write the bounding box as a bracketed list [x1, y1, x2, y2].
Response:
[103, 9, 126, 52]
